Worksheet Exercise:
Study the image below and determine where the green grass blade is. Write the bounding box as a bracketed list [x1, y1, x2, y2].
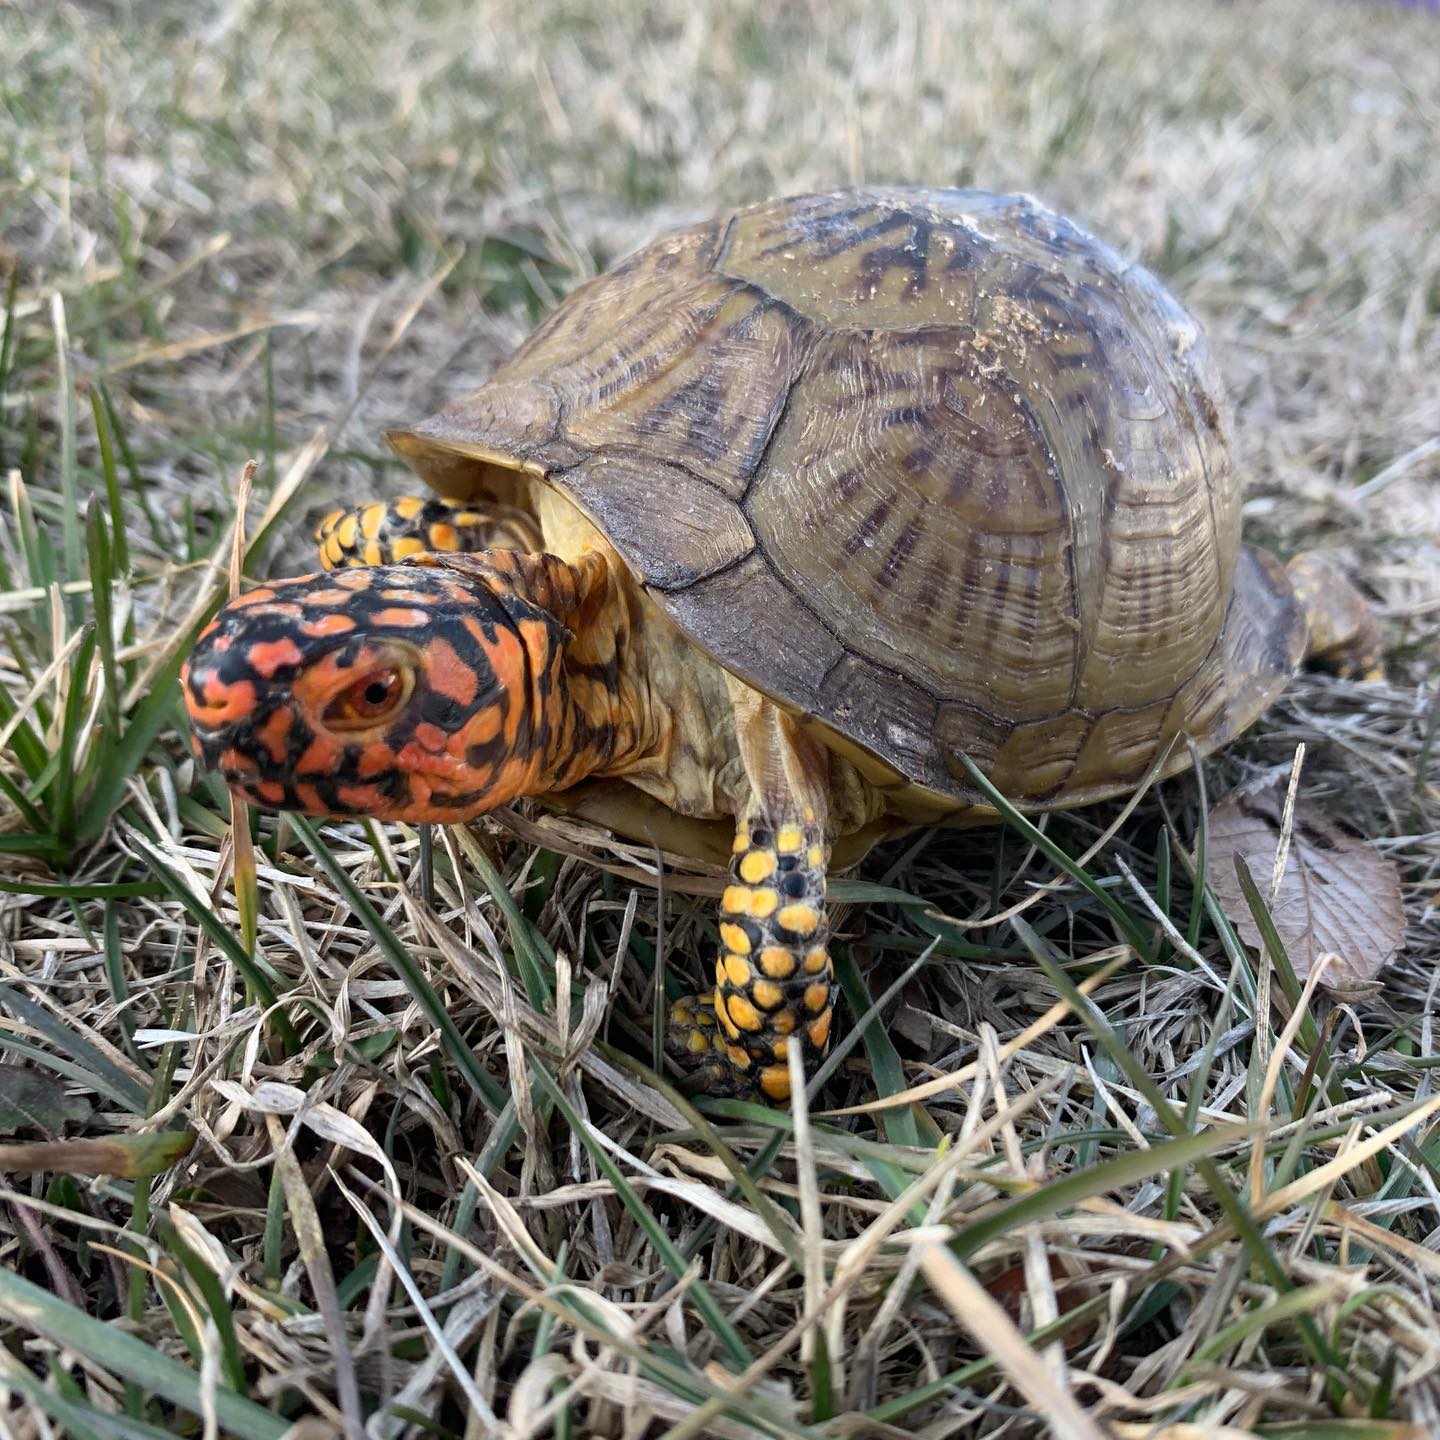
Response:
[1009, 915, 1349, 1392]
[0, 1351, 185, 1440]
[98, 382, 166, 552]
[1230, 853, 1313, 1041]
[0, 263, 17, 470]
[0, 1268, 290, 1439]
[86, 497, 122, 738]
[155, 1217, 249, 1393]
[832, 946, 926, 1148]
[0, 671, 50, 783]
[76, 663, 196, 849]
[0, 981, 151, 1112]
[89, 387, 131, 577]
[952, 752, 1153, 959]
[531, 1058, 754, 1370]
[50, 299, 82, 585]
[0, 877, 163, 898]
[952, 1117, 1251, 1261]
[131, 833, 298, 1052]
[291, 814, 507, 1112]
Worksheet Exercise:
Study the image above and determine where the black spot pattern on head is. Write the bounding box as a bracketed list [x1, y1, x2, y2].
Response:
[184, 565, 516, 818]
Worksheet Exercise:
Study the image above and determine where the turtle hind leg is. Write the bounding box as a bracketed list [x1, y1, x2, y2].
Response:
[1286, 551, 1385, 681]
[314, 496, 542, 570]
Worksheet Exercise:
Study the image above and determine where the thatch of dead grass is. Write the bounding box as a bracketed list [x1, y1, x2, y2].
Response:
[1, 1, 1438, 1435]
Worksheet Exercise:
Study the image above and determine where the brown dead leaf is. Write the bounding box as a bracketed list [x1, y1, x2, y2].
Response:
[1205, 773, 1405, 997]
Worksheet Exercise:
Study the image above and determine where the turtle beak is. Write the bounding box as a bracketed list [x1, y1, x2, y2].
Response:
[181, 641, 276, 799]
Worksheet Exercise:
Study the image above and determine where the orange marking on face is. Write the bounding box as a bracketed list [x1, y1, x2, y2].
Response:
[228, 587, 278, 609]
[245, 637, 304, 679]
[294, 735, 341, 776]
[778, 903, 819, 935]
[425, 635, 479, 709]
[749, 888, 779, 919]
[198, 618, 219, 642]
[719, 922, 751, 955]
[253, 706, 293, 764]
[303, 588, 357, 608]
[412, 722, 448, 753]
[300, 612, 356, 638]
[371, 606, 430, 629]
[359, 743, 396, 778]
[739, 850, 777, 884]
[293, 782, 326, 812]
[717, 999, 740, 1041]
[725, 994, 762, 1032]
[465, 703, 502, 747]
[255, 781, 286, 805]
[190, 674, 256, 726]
[219, 747, 257, 778]
[722, 884, 751, 914]
[338, 784, 382, 809]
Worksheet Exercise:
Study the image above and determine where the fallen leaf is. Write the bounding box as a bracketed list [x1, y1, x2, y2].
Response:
[0, 1066, 90, 1136]
[1205, 774, 1405, 996]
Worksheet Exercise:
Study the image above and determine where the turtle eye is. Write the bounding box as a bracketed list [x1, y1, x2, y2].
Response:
[324, 667, 412, 730]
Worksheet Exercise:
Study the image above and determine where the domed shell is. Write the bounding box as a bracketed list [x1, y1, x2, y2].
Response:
[388, 187, 1305, 811]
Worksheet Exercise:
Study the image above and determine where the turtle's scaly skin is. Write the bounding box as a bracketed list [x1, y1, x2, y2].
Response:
[315, 496, 541, 569]
[184, 187, 1382, 1104]
[675, 813, 832, 1102]
[184, 551, 645, 824]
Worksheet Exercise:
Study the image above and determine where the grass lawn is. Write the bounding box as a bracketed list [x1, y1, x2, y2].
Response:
[1, 0, 1438, 1434]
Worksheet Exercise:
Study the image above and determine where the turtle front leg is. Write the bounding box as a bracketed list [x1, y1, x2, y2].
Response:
[1286, 551, 1384, 681]
[667, 695, 836, 1104]
[314, 496, 541, 570]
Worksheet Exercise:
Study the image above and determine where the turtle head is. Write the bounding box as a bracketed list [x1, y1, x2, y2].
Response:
[182, 563, 567, 822]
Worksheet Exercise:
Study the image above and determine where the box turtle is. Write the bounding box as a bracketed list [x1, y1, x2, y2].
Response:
[183, 187, 1379, 1102]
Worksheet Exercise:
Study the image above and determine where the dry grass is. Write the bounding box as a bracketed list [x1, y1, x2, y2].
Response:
[2, 0, 1439, 1435]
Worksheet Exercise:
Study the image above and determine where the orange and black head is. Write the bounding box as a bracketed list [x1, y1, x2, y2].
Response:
[182, 565, 566, 822]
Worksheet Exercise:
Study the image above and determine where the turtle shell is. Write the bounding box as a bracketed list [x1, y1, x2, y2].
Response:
[387, 187, 1305, 811]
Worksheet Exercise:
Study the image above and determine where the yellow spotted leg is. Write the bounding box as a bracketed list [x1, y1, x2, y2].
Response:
[667, 690, 836, 1103]
[314, 496, 541, 570]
